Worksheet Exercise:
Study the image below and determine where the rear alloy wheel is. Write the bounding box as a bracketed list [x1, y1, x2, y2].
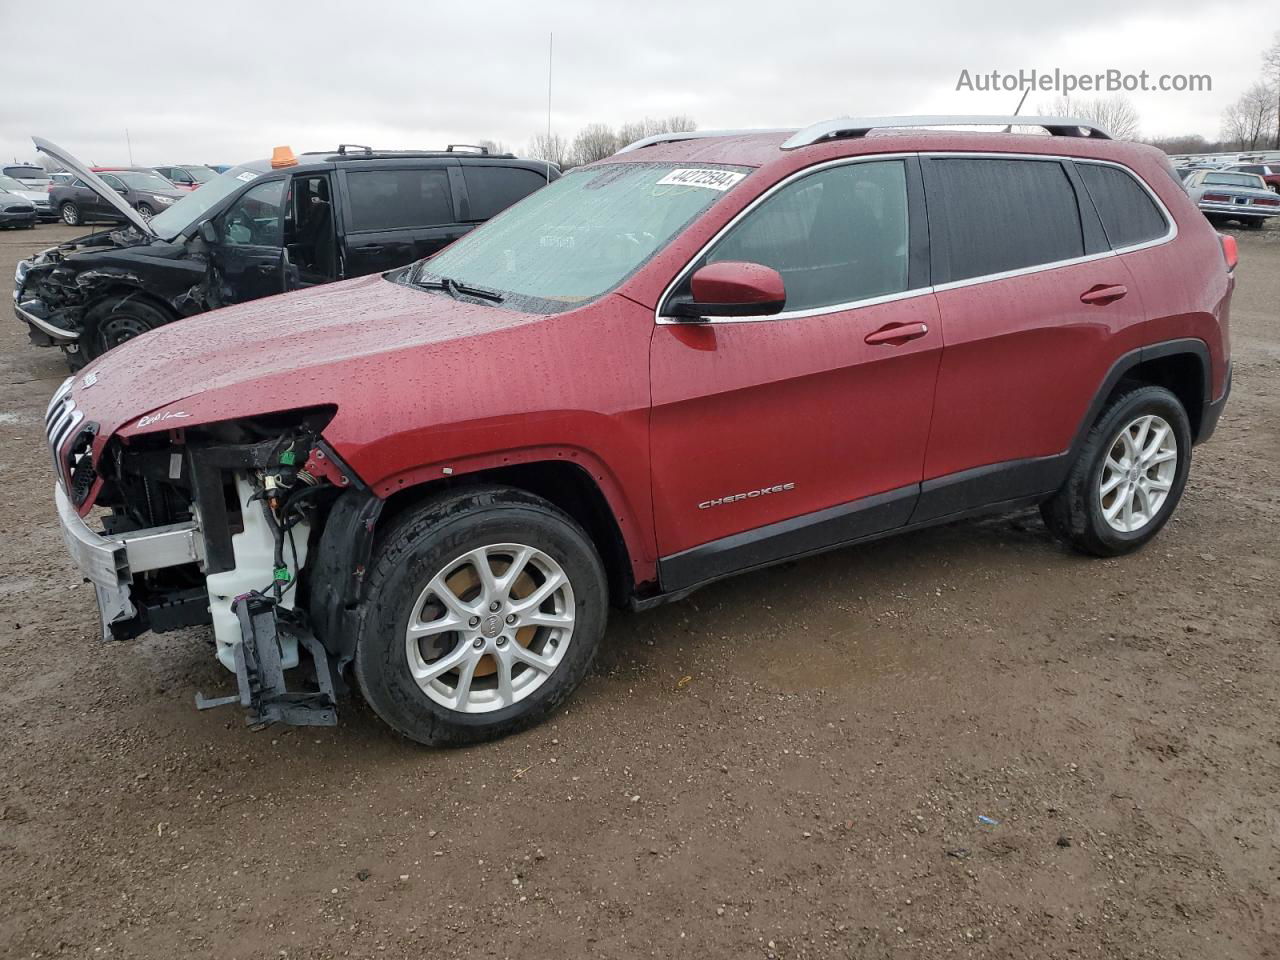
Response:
[1097, 414, 1178, 533]
[355, 487, 607, 745]
[60, 202, 81, 226]
[1041, 385, 1191, 556]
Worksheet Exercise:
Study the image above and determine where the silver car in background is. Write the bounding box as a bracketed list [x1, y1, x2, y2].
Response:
[1183, 169, 1280, 228]
[0, 175, 54, 220]
[1, 164, 52, 191]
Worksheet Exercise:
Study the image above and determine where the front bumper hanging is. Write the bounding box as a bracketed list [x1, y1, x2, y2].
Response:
[55, 482, 338, 728]
[54, 482, 203, 639]
[196, 594, 337, 727]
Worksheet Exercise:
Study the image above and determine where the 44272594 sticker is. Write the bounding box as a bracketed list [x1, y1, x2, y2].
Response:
[656, 168, 746, 191]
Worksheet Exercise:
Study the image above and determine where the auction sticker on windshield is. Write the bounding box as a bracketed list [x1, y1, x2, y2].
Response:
[656, 168, 747, 191]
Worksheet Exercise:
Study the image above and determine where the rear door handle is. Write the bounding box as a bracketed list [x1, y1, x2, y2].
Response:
[865, 322, 929, 345]
[1080, 283, 1128, 305]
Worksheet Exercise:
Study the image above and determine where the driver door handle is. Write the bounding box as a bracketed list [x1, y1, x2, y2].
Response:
[865, 322, 929, 345]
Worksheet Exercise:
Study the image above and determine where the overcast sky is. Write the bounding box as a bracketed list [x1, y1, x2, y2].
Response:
[0, 0, 1272, 167]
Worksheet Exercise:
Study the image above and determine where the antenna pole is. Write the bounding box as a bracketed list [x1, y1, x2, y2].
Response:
[545, 32, 554, 182]
[1002, 89, 1031, 133]
[125, 128, 134, 165]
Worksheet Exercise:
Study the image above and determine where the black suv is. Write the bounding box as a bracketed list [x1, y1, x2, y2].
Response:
[14, 139, 558, 368]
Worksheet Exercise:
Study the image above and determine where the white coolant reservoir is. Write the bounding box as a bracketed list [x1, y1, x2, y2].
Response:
[204, 472, 310, 673]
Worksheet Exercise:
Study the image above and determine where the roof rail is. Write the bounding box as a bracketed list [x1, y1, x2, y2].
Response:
[781, 115, 1112, 149]
[336, 143, 373, 155]
[447, 144, 489, 154]
[615, 128, 793, 154]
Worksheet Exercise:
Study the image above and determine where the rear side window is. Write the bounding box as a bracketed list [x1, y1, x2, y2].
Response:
[462, 166, 550, 221]
[346, 168, 453, 232]
[1076, 163, 1169, 249]
[929, 158, 1084, 282]
[706, 159, 910, 311]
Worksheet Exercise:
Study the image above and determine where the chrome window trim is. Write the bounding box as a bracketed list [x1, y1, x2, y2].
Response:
[654, 151, 1176, 326]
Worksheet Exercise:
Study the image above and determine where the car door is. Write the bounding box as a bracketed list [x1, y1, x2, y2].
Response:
[206, 177, 289, 307]
[913, 154, 1147, 522]
[649, 157, 942, 589]
[96, 173, 130, 221]
[338, 163, 459, 276]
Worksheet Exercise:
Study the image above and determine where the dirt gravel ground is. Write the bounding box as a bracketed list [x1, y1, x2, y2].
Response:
[0, 221, 1277, 960]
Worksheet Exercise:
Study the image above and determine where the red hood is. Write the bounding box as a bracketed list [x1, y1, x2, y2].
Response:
[74, 273, 541, 448]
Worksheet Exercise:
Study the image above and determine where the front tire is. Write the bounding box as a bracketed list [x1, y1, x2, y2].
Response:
[83, 296, 172, 360]
[60, 202, 81, 226]
[354, 486, 608, 746]
[136, 203, 154, 220]
[1041, 385, 1192, 557]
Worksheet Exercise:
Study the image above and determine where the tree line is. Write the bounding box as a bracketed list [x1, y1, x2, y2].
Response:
[522, 116, 698, 169]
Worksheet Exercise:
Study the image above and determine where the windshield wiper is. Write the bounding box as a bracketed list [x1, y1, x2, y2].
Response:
[412, 273, 505, 303]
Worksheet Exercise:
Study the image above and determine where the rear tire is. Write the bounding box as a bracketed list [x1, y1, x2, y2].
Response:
[354, 486, 608, 746]
[83, 296, 172, 360]
[1041, 385, 1192, 557]
[60, 202, 81, 226]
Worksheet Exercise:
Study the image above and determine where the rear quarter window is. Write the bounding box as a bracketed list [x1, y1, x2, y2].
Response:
[1075, 163, 1169, 249]
[462, 165, 551, 221]
[928, 157, 1084, 282]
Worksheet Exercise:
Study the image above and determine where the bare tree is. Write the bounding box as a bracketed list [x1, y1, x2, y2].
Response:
[528, 132, 570, 168]
[616, 116, 699, 147]
[1263, 31, 1280, 149]
[572, 123, 620, 165]
[1039, 95, 1141, 140]
[477, 138, 508, 155]
[1221, 82, 1277, 151]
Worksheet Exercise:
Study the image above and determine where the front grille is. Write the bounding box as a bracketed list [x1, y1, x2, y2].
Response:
[3, 203, 33, 213]
[45, 378, 82, 490]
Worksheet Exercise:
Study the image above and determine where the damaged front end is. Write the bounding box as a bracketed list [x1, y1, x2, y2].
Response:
[14, 229, 208, 363]
[50, 386, 377, 727]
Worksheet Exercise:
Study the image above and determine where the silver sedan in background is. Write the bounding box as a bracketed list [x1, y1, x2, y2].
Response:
[1183, 169, 1280, 228]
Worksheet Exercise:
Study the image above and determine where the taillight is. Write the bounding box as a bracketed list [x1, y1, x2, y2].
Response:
[1219, 234, 1238, 273]
[1203, 193, 1230, 202]
[1253, 197, 1279, 207]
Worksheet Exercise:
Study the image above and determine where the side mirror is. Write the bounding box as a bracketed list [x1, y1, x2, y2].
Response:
[667, 261, 786, 320]
[198, 220, 218, 244]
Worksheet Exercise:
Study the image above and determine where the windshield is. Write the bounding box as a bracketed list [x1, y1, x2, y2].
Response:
[116, 171, 177, 192]
[0, 175, 29, 192]
[185, 166, 217, 183]
[413, 161, 752, 312]
[1204, 172, 1264, 189]
[148, 162, 271, 240]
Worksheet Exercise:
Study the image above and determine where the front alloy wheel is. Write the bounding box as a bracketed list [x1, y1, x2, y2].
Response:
[406, 544, 576, 713]
[355, 486, 607, 745]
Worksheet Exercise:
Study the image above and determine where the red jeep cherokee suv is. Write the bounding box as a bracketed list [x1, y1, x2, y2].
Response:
[48, 116, 1233, 744]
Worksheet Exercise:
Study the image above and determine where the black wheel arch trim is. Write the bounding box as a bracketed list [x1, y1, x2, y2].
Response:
[1070, 338, 1214, 453]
